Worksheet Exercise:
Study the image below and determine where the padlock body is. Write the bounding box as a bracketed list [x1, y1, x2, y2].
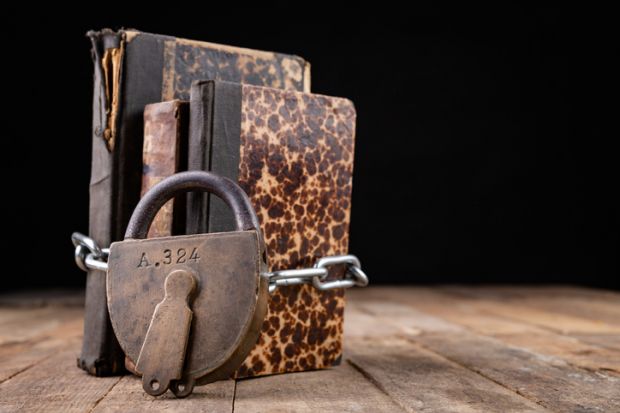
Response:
[107, 230, 268, 383]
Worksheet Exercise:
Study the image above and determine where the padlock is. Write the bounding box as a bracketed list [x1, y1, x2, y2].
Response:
[106, 171, 269, 397]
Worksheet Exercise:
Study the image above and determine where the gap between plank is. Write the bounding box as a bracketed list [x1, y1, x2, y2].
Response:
[0, 348, 59, 385]
[0, 361, 38, 385]
[435, 288, 620, 347]
[404, 336, 558, 413]
[87, 376, 123, 413]
[346, 358, 411, 413]
[367, 288, 620, 376]
[351, 299, 558, 411]
[231, 379, 237, 413]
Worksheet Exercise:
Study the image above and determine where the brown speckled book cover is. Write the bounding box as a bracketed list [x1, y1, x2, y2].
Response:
[186, 81, 356, 378]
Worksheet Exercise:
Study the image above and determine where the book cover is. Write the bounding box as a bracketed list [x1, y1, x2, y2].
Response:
[186, 80, 356, 377]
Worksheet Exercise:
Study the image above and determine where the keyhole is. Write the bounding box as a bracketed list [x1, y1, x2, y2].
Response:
[150, 379, 160, 391]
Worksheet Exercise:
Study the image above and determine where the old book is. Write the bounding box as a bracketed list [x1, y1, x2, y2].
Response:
[186, 80, 357, 378]
[84, 28, 311, 376]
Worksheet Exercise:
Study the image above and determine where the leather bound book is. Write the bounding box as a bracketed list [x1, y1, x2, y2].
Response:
[83, 29, 310, 376]
[141, 100, 188, 238]
[186, 80, 356, 378]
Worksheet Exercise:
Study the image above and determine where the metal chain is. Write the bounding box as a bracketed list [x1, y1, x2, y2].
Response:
[71, 232, 109, 272]
[71, 232, 368, 293]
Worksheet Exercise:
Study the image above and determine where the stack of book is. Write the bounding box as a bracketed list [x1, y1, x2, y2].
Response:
[83, 29, 356, 379]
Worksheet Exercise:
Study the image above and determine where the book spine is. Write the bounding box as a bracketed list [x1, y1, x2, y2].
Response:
[141, 100, 188, 237]
[206, 81, 243, 233]
[80, 29, 126, 376]
[81, 30, 168, 376]
[186, 81, 215, 235]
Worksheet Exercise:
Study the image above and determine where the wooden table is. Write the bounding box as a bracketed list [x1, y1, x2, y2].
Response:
[0, 286, 618, 412]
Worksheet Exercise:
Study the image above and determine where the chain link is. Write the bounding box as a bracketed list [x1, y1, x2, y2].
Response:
[71, 232, 109, 272]
[71, 232, 368, 293]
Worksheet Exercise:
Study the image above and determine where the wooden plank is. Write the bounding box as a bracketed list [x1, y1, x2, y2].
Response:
[447, 285, 620, 303]
[343, 303, 546, 412]
[0, 319, 83, 383]
[569, 333, 620, 352]
[346, 336, 546, 413]
[354, 288, 620, 373]
[0, 303, 84, 383]
[0, 302, 234, 412]
[414, 332, 620, 412]
[234, 362, 404, 413]
[435, 287, 620, 351]
[0, 286, 616, 412]
[91, 376, 234, 413]
[360, 286, 620, 341]
[0, 347, 121, 412]
[491, 332, 620, 372]
[0, 289, 84, 308]
[344, 301, 405, 337]
[0, 307, 83, 345]
[349, 291, 620, 412]
[441, 286, 620, 327]
[0, 307, 62, 327]
[452, 286, 620, 339]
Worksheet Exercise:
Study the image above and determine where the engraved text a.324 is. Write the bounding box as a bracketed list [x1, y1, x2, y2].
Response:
[137, 248, 201, 268]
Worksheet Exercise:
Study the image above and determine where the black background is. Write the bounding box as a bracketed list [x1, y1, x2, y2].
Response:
[4, 5, 618, 290]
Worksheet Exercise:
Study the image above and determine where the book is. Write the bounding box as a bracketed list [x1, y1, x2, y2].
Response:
[186, 80, 357, 377]
[83, 28, 311, 376]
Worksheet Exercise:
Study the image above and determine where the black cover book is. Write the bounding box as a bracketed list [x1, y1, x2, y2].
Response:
[83, 29, 310, 375]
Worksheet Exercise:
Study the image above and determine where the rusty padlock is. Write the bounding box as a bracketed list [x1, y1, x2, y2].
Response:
[106, 171, 269, 397]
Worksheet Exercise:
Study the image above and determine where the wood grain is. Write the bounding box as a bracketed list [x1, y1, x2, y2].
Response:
[0, 348, 121, 412]
[353, 287, 620, 372]
[415, 332, 620, 412]
[0, 305, 83, 383]
[234, 362, 404, 412]
[1, 286, 619, 412]
[349, 288, 620, 412]
[346, 336, 546, 412]
[90, 376, 234, 413]
[0, 320, 82, 383]
[441, 286, 620, 329]
[0, 307, 83, 346]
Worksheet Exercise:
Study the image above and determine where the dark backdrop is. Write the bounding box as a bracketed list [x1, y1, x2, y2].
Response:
[5, 5, 618, 290]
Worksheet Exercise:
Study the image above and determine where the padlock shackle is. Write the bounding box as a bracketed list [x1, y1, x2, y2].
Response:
[125, 171, 261, 239]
